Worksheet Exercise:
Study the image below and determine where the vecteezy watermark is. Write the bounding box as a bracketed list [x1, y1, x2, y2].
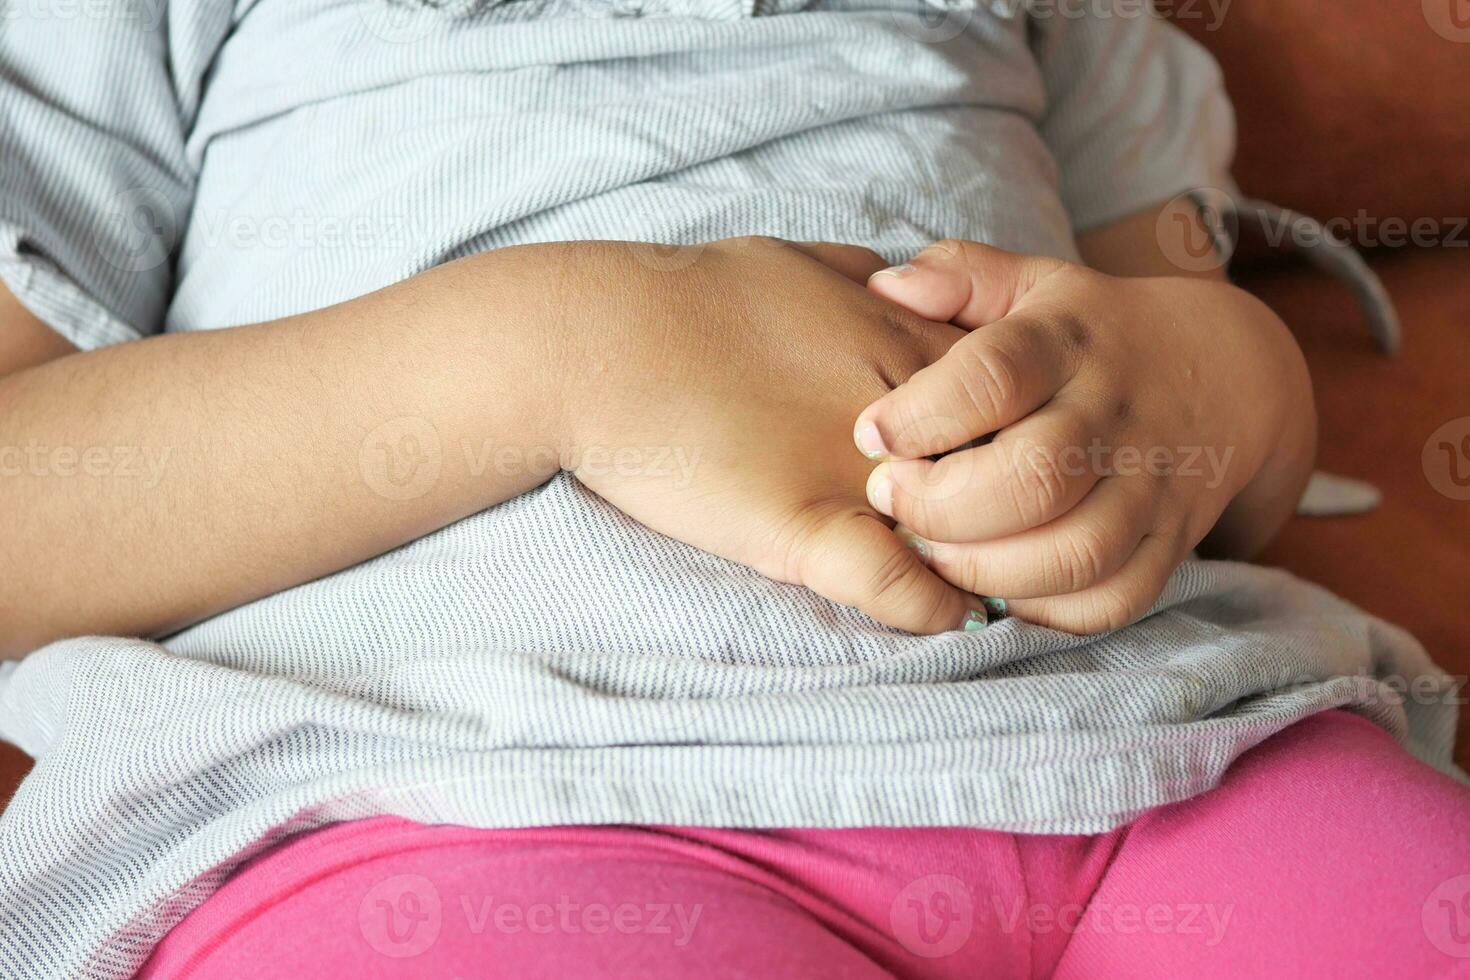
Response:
[465, 440, 702, 488]
[357, 0, 440, 44]
[1159, 187, 1470, 269]
[0, 0, 165, 29]
[1156, 188, 1238, 274]
[360, 874, 444, 958]
[889, 0, 1232, 46]
[1234, 669, 1467, 710]
[96, 185, 180, 274]
[889, 874, 1232, 959]
[358, 874, 704, 958]
[887, 434, 1237, 509]
[359, 416, 444, 501]
[889, 0, 976, 45]
[359, 416, 704, 502]
[1423, 874, 1470, 958]
[1257, 210, 1470, 251]
[1423, 417, 1470, 501]
[628, 241, 708, 273]
[1027, 0, 1232, 31]
[459, 895, 703, 946]
[992, 896, 1234, 946]
[890, 874, 976, 958]
[0, 440, 172, 487]
[186, 208, 441, 254]
[1424, 0, 1470, 42]
[625, 234, 807, 274]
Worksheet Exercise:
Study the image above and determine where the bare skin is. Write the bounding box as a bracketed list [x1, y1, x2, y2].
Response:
[0, 203, 1315, 655]
[857, 203, 1315, 632]
[0, 239, 982, 658]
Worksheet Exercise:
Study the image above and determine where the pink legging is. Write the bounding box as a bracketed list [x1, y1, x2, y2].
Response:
[139, 711, 1470, 979]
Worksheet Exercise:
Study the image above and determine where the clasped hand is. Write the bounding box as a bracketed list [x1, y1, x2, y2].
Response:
[564, 237, 1306, 635]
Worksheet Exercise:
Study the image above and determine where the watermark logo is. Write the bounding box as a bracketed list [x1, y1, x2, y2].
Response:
[1422, 874, 1470, 958]
[1424, 0, 1470, 42]
[358, 1, 440, 44]
[628, 242, 707, 273]
[890, 874, 975, 958]
[890, 1, 974, 44]
[0, 0, 165, 30]
[1423, 417, 1470, 501]
[359, 874, 444, 958]
[97, 185, 179, 274]
[1156, 188, 1237, 274]
[360, 416, 443, 501]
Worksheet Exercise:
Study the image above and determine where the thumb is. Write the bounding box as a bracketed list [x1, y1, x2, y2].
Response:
[867, 240, 1064, 329]
[796, 512, 990, 635]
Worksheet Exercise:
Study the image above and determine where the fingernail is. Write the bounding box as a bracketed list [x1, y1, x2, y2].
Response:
[896, 526, 928, 563]
[981, 596, 1008, 620]
[869, 263, 916, 281]
[854, 419, 888, 460]
[866, 463, 894, 516]
[962, 607, 989, 632]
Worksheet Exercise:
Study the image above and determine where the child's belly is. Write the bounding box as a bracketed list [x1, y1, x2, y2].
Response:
[165, 473, 952, 673]
[161, 0, 1079, 659]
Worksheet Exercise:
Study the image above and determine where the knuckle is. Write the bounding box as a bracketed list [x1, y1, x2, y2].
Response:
[950, 549, 989, 595]
[1046, 524, 1110, 593]
[774, 510, 828, 586]
[892, 490, 948, 543]
[1004, 440, 1070, 528]
[1085, 585, 1146, 634]
[861, 543, 919, 604]
[883, 398, 950, 459]
[952, 341, 1021, 424]
[894, 462, 972, 542]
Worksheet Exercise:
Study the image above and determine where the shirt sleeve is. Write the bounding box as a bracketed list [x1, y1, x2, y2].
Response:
[1029, 4, 1237, 234]
[0, 5, 191, 350]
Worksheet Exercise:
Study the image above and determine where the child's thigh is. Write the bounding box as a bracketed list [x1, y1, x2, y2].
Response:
[1051, 709, 1470, 979]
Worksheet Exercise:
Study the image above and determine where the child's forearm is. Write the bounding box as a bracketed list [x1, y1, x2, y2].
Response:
[0, 244, 613, 659]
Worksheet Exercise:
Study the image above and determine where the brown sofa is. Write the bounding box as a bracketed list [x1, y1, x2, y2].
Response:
[1168, 1, 1470, 767]
[3, 2, 1468, 810]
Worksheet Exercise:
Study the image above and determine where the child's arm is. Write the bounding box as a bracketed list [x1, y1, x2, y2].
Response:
[1, 238, 988, 658]
[0, 247, 580, 658]
[854, 232, 1314, 634]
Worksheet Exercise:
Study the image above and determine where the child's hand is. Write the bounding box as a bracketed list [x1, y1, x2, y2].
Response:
[561, 237, 992, 634]
[856, 241, 1314, 634]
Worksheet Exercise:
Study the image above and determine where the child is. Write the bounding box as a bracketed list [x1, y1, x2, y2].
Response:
[0, 1, 1464, 976]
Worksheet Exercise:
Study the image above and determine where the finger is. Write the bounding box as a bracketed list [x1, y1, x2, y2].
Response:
[867, 240, 1067, 328]
[787, 241, 890, 284]
[796, 512, 990, 635]
[853, 309, 1077, 461]
[903, 476, 1157, 599]
[1006, 531, 1183, 635]
[866, 399, 1100, 542]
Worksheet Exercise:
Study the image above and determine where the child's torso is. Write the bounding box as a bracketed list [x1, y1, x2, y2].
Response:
[167, 0, 1078, 332]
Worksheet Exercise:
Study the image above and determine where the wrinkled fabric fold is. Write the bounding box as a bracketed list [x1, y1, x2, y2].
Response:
[0, 476, 1460, 979]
